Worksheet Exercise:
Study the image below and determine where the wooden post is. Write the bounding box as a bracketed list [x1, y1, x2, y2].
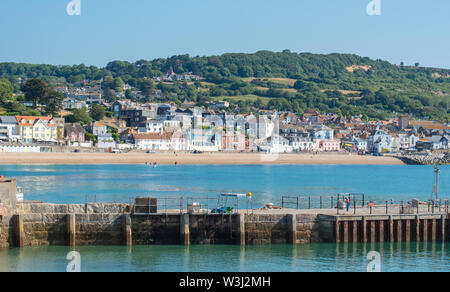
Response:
[431, 219, 437, 242]
[423, 219, 428, 242]
[343, 221, 349, 243]
[67, 214, 76, 247]
[353, 221, 358, 243]
[405, 220, 411, 242]
[397, 220, 402, 242]
[180, 214, 190, 245]
[415, 216, 420, 242]
[441, 216, 446, 242]
[370, 221, 376, 243]
[287, 214, 297, 244]
[13, 214, 24, 248]
[238, 214, 245, 246]
[336, 219, 340, 244]
[123, 214, 132, 246]
[361, 217, 367, 243]
[379, 220, 384, 242]
[389, 216, 394, 242]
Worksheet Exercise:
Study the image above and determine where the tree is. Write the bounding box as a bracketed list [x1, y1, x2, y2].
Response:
[415, 62, 420, 67]
[21, 79, 49, 107]
[90, 104, 106, 121]
[42, 90, 65, 116]
[138, 78, 155, 96]
[114, 77, 124, 92]
[125, 88, 133, 99]
[65, 108, 92, 124]
[0, 79, 13, 103]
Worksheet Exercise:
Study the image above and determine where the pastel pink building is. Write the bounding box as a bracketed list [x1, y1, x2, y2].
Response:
[315, 139, 341, 152]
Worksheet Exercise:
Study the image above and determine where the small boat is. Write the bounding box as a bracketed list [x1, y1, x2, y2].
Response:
[16, 187, 24, 201]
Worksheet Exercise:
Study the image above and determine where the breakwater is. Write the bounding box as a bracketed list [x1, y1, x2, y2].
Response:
[1, 201, 449, 249]
[1, 179, 449, 249]
[0, 202, 323, 248]
[397, 152, 450, 165]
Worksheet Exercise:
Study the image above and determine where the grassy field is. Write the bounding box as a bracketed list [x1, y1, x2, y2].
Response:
[210, 94, 272, 105]
[240, 77, 297, 87]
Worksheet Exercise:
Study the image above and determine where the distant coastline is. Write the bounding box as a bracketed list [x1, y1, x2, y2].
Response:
[0, 152, 404, 165]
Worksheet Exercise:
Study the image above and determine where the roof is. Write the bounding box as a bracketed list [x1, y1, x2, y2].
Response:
[93, 121, 106, 127]
[64, 123, 85, 134]
[0, 116, 18, 124]
[421, 125, 450, 130]
[16, 116, 55, 127]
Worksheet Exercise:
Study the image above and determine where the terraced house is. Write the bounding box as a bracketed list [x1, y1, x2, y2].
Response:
[16, 116, 57, 143]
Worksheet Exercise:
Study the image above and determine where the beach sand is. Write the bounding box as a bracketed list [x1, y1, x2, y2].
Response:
[0, 152, 404, 165]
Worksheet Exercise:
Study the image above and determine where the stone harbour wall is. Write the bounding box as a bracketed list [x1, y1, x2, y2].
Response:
[1, 203, 329, 248]
[245, 214, 322, 244]
[0, 216, 13, 248]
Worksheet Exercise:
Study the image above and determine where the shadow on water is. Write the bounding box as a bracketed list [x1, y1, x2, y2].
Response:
[0, 242, 448, 272]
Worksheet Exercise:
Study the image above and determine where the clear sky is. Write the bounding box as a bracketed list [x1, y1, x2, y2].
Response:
[1, 0, 449, 68]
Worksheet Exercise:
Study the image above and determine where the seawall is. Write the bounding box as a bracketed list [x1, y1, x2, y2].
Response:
[1, 201, 449, 248]
[0, 203, 327, 248]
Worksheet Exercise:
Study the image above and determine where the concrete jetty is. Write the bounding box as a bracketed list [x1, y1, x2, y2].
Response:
[0, 179, 448, 248]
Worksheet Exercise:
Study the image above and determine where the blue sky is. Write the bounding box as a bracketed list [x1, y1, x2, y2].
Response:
[0, 0, 449, 68]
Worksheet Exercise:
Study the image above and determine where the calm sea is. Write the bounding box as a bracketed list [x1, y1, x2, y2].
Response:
[0, 243, 448, 272]
[0, 164, 448, 272]
[0, 164, 448, 204]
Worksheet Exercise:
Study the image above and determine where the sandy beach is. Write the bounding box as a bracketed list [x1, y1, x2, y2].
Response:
[0, 152, 404, 165]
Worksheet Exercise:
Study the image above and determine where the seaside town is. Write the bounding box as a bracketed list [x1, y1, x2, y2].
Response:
[0, 77, 448, 155]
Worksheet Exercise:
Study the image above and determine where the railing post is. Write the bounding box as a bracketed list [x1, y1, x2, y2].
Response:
[13, 214, 24, 248]
[67, 214, 76, 247]
[180, 213, 190, 245]
[123, 214, 132, 246]
[238, 214, 245, 246]
[288, 214, 296, 244]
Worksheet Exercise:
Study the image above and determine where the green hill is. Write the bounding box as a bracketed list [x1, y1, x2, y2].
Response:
[0, 50, 449, 121]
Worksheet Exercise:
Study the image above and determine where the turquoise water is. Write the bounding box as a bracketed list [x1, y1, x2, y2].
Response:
[0, 164, 448, 205]
[0, 243, 448, 272]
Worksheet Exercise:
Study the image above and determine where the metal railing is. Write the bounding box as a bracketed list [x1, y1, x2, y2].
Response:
[281, 193, 366, 210]
[133, 196, 185, 215]
[281, 194, 449, 216]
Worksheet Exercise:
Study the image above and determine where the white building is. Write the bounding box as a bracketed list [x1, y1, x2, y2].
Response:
[139, 120, 163, 134]
[369, 131, 393, 153]
[185, 129, 221, 152]
[133, 132, 174, 151]
[0, 116, 20, 141]
[97, 134, 116, 149]
[289, 137, 314, 152]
